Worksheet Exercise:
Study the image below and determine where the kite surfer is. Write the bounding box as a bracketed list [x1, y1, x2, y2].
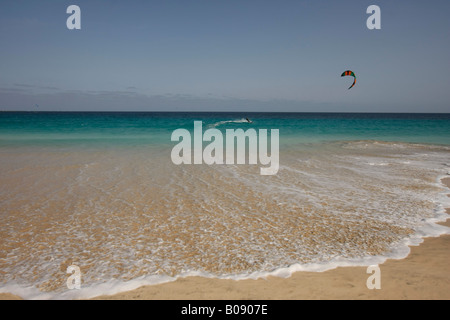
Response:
[341, 70, 356, 89]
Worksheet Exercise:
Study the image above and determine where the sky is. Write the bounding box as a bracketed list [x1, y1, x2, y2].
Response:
[0, 0, 449, 112]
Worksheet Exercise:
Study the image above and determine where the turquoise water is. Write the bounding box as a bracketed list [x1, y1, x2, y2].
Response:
[1, 112, 449, 147]
[1, 111, 450, 299]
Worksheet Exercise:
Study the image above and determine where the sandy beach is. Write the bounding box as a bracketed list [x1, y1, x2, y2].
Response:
[94, 220, 450, 299]
[95, 177, 450, 300]
[1, 178, 449, 300]
[2, 0, 450, 303]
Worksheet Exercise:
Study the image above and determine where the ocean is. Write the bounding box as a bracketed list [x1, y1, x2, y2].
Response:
[0, 112, 449, 299]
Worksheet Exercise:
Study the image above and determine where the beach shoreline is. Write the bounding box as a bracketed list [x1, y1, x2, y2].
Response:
[95, 177, 450, 300]
[1, 178, 449, 300]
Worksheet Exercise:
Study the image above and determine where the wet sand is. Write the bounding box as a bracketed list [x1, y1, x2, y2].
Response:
[1, 178, 449, 300]
[94, 220, 450, 300]
[91, 178, 450, 300]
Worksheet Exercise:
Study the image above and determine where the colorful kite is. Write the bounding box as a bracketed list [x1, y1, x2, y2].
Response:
[341, 70, 356, 90]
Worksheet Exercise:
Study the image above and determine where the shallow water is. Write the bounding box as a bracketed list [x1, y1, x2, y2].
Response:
[0, 112, 449, 299]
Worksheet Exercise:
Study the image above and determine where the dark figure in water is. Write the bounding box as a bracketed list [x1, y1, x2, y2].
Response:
[246, 118, 253, 123]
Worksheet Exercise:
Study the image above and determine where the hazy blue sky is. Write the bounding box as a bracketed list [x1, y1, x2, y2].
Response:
[1, 0, 449, 112]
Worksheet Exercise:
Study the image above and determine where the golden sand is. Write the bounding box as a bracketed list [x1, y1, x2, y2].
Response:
[1, 178, 449, 300]
[89, 178, 450, 300]
[93, 219, 450, 300]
